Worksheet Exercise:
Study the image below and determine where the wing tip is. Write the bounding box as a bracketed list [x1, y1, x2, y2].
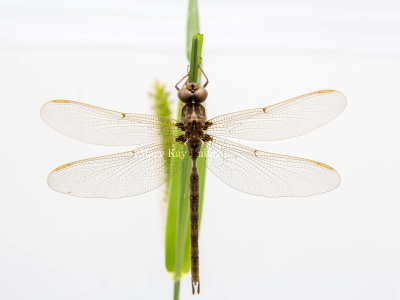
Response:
[316, 89, 348, 112]
[315, 160, 342, 190]
[40, 100, 72, 120]
[40, 101, 51, 122]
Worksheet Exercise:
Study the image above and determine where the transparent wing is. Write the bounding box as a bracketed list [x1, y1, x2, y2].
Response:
[205, 137, 340, 197]
[206, 90, 346, 141]
[47, 141, 184, 198]
[40, 100, 179, 145]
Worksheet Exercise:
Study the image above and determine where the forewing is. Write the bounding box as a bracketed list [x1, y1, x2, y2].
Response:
[41, 100, 179, 145]
[206, 90, 346, 141]
[47, 141, 183, 198]
[205, 137, 340, 197]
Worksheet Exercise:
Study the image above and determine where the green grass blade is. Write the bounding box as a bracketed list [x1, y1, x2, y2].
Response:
[186, 0, 199, 60]
[165, 102, 187, 278]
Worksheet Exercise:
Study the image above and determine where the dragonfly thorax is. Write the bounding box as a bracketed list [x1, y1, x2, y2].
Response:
[181, 103, 207, 157]
[181, 103, 207, 129]
[178, 82, 208, 104]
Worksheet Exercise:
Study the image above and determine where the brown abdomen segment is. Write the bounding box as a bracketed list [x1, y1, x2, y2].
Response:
[190, 157, 200, 294]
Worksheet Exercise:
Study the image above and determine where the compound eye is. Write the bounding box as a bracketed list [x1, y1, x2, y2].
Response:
[178, 88, 193, 103]
[194, 87, 208, 103]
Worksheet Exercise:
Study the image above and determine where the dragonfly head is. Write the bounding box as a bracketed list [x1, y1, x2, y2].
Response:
[178, 82, 208, 104]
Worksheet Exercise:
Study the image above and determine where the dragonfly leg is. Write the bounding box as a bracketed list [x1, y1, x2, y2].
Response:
[175, 73, 189, 91]
[203, 121, 213, 130]
[198, 64, 209, 88]
[175, 122, 185, 130]
[176, 135, 187, 143]
[202, 134, 213, 142]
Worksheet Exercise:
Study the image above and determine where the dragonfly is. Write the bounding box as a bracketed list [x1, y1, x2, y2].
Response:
[41, 66, 346, 295]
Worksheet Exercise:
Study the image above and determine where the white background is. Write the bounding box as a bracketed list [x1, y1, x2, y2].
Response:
[1, 0, 400, 299]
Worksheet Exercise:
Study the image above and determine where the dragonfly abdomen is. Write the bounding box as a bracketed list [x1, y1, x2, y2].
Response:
[181, 101, 206, 294]
[190, 156, 200, 294]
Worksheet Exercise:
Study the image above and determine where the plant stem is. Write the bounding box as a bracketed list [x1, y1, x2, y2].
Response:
[189, 33, 203, 84]
[173, 281, 180, 300]
[186, 0, 200, 60]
